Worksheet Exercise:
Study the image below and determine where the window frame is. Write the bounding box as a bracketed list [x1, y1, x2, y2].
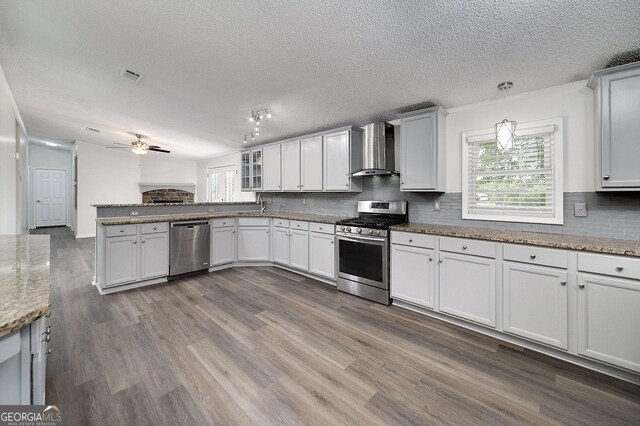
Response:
[461, 117, 564, 225]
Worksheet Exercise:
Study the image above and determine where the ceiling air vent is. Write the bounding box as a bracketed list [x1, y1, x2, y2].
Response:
[120, 67, 143, 83]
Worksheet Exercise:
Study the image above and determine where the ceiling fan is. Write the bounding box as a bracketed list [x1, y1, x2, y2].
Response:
[106, 133, 171, 155]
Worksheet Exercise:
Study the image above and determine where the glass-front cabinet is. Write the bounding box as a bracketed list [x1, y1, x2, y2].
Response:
[241, 148, 262, 191]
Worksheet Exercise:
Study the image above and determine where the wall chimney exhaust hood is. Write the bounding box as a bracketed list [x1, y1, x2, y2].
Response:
[351, 122, 396, 176]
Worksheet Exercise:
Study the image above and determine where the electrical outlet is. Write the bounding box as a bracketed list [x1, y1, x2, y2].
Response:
[574, 202, 587, 217]
[434, 200, 441, 211]
[130, 211, 139, 216]
[302, 197, 307, 205]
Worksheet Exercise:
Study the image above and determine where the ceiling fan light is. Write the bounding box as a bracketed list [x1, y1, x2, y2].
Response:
[132, 147, 148, 155]
[266, 109, 271, 118]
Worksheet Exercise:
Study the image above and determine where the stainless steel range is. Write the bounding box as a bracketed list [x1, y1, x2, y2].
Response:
[335, 201, 408, 305]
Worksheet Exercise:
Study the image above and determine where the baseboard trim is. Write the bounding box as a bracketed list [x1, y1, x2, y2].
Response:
[75, 233, 95, 239]
[96, 277, 168, 295]
[393, 299, 640, 386]
[208, 262, 337, 286]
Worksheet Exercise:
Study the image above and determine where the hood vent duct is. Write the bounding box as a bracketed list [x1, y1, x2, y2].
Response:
[352, 122, 396, 176]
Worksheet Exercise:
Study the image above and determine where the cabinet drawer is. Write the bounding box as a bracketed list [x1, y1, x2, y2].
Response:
[309, 222, 334, 235]
[141, 222, 168, 234]
[273, 218, 290, 228]
[391, 231, 435, 249]
[578, 253, 640, 281]
[440, 237, 496, 258]
[105, 224, 137, 237]
[503, 244, 568, 269]
[237, 217, 270, 227]
[211, 218, 235, 228]
[290, 220, 309, 231]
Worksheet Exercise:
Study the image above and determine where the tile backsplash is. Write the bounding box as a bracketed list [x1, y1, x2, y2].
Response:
[263, 175, 640, 240]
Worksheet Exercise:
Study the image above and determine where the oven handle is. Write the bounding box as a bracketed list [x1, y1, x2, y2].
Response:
[336, 234, 387, 244]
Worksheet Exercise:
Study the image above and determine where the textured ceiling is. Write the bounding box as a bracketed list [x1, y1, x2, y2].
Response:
[0, 0, 639, 159]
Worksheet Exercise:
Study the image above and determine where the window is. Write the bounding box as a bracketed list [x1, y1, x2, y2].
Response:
[207, 166, 236, 202]
[462, 118, 563, 224]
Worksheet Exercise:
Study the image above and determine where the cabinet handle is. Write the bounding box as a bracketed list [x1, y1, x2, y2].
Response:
[232, 231, 235, 234]
[578, 283, 585, 289]
[41, 335, 51, 343]
[153, 227, 157, 230]
[616, 265, 624, 271]
[133, 241, 137, 244]
[345, 183, 349, 187]
[120, 229, 124, 233]
[603, 175, 610, 180]
[330, 240, 334, 244]
[46, 348, 52, 355]
[560, 280, 567, 286]
[266, 230, 269, 234]
[428, 257, 433, 261]
[142, 240, 146, 244]
[530, 254, 536, 259]
[439, 259, 443, 263]
[408, 239, 413, 243]
[462, 245, 468, 250]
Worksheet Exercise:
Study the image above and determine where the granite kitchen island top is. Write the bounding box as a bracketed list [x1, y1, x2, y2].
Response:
[0, 235, 50, 337]
[390, 223, 640, 257]
[96, 211, 347, 226]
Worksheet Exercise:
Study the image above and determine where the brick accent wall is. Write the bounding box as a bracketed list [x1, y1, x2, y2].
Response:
[142, 189, 194, 204]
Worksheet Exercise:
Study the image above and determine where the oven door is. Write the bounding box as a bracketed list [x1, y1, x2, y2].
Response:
[337, 234, 388, 289]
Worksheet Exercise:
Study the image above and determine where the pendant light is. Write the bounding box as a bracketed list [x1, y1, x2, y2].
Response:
[495, 82, 516, 150]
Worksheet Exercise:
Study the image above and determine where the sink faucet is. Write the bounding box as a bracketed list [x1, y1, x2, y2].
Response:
[257, 194, 266, 214]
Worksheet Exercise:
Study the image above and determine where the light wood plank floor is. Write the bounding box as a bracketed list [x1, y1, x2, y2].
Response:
[37, 227, 640, 425]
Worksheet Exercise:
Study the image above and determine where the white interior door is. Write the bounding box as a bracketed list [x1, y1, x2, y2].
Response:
[35, 169, 67, 227]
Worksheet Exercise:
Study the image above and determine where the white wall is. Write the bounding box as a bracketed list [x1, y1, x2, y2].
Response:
[0, 65, 22, 234]
[445, 80, 594, 193]
[75, 141, 142, 238]
[196, 152, 256, 202]
[28, 144, 73, 228]
[140, 155, 197, 184]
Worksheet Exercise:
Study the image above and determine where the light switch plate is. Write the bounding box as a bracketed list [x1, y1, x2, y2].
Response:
[434, 200, 441, 211]
[574, 202, 587, 217]
[130, 211, 139, 216]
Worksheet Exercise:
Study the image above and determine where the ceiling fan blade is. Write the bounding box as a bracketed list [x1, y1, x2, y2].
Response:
[147, 145, 161, 149]
[106, 146, 131, 149]
[113, 142, 132, 146]
[148, 147, 171, 153]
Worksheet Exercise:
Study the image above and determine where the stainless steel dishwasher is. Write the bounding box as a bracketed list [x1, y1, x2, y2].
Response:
[169, 221, 210, 277]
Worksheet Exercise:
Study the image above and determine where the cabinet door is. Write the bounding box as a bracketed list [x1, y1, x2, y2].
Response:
[391, 244, 435, 308]
[503, 263, 568, 349]
[577, 273, 640, 372]
[281, 140, 301, 191]
[401, 112, 436, 190]
[273, 227, 290, 265]
[323, 131, 351, 191]
[262, 145, 282, 191]
[439, 252, 496, 327]
[251, 149, 263, 191]
[237, 227, 270, 261]
[241, 151, 251, 191]
[211, 227, 236, 266]
[301, 136, 323, 191]
[105, 235, 138, 287]
[289, 229, 309, 271]
[140, 232, 169, 280]
[309, 232, 335, 279]
[601, 71, 640, 188]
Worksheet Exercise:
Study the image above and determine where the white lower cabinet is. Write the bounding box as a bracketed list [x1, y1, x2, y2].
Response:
[139, 232, 170, 280]
[503, 262, 568, 349]
[438, 252, 496, 327]
[289, 229, 309, 271]
[237, 227, 270, 261]
[577, 273, 640, 372]
[390, 244, 435, 308]
[273, 227, 290, 265]
[211, 226, 236, 266]
[105, 235, 139, 287]
[309, 232, 335, 279]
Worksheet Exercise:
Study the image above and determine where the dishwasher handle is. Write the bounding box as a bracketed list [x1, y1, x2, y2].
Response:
[171, 221, 209, 228]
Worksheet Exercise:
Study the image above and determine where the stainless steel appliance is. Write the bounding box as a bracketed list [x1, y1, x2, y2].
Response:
[169, 221, 210, 277]
[336, 201, 408, 304]
[351, 122, 397, 176]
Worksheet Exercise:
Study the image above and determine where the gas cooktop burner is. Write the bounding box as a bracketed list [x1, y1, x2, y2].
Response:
[336, 217, 405, 229]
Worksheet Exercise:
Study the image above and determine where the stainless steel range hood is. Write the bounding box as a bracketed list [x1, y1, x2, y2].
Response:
[351, 122, 396, 176]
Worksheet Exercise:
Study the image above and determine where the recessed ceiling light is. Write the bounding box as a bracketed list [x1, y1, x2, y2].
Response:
[86, 127, 101, 132]
[120, 67, 143, 83]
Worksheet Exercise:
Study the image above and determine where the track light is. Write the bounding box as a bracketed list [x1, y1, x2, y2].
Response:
[251, 133, 255, 141]
[266, 108, 271, 118]
[243, 136, 247, 144]
[243, 107, 271, 145]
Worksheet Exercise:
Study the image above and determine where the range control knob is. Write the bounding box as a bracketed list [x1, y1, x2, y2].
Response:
[375, 230, 381, 236]
[340, 225, 345, 231]
[356, 228, 362, 234]
[346, 227, 351, 232]
[368, 229, 373, 235]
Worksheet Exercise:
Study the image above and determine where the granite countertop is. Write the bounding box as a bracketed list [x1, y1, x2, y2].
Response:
[92, 201, 258, 207]
[96, 211, 347, 226]
[390, 223, 640, 257]
[0, 235, 51, 338]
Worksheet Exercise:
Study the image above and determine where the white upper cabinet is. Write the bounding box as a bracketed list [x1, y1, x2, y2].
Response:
[589, 62, 640, 190]
[240, 148, 262, 191]
[240, 151, 251, 191]
[398, 106, 446, 192]
[301, 136, 323, 191]
[281, 140, 301, 191]
[262, 144, 281, 191]
[323, 130, 362, 192]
